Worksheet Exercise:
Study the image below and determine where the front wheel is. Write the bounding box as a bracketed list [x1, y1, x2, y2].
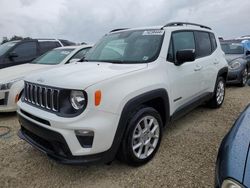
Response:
[239, 67, 248, 87]
[207, 77, 225, 108]
[117, 106, 163, 166]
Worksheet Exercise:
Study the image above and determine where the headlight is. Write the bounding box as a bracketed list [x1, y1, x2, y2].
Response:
[222, 179, 244, 188]
[70, 90, 87, 110]
[0, 82, 13, 90]
[0, 78, 23, 90]
[229, 61, 241, 70]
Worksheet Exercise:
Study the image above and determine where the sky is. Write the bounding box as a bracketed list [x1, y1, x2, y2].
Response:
[0, 0, 249, 43]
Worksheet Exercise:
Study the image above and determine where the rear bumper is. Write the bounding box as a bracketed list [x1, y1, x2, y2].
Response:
[18, 114, 113, 165]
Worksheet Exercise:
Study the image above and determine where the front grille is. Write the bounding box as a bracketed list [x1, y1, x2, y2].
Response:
[24, 82, 60, 112]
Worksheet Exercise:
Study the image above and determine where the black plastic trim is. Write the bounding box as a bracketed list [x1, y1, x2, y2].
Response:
[20, 109, 50, 126]
[164, 22, 211, 30]
[171, 92, 213, 121]
[217, 67, 229, 81]
[18, 114, 109, 165]
[102, 89, 170, 161]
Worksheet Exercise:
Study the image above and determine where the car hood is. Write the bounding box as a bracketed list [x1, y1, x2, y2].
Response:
[217, 105, 250, 186]
[25, 62, 148, 89]
[225, 54, 244, 63]
[0, 63, 51, 84]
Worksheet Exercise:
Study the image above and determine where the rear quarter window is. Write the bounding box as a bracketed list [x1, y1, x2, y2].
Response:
[209, 33, 217, 52]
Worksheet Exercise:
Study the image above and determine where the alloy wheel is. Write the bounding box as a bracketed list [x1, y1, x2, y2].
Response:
[216, 80, 225, 105]
[132, 115, 160, 159]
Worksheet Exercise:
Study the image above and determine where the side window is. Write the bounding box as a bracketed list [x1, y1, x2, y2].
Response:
[39, 41, 60, 54]
[194, 31, 212, 57]
[12, 42, 37, 58]
[70, 48, 91, 60]
[209, 33, 217, 52]
[172, 31, 195, 61]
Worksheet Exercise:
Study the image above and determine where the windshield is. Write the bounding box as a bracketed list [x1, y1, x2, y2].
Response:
[0, 41, 18, 56]
[32, 48, 74, 65]
[84, 29, 164, 63]
[221, 43, 244, 54]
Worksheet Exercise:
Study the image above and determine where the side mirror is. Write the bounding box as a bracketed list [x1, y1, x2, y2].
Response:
[69, 58, 81, 63]
[8, 52, 18, 59]
[175, 49, 195, 66]
[246, 50, 250, 56]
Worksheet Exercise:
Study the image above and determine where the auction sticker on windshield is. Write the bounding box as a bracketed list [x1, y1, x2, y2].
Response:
[143, 30, 164, 35]
[61, 51, 71, 55]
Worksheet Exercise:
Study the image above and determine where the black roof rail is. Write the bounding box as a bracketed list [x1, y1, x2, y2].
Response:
[109, 28, 129, 33]
[164, 22, 211, 30]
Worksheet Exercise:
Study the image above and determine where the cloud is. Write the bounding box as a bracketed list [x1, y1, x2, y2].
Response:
[0, 0, 249, 43]
[19, 0, 36, 6]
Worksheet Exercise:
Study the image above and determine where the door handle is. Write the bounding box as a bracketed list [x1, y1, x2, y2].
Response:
[214, 59, 219, 64]
[194, 65, 202, 71]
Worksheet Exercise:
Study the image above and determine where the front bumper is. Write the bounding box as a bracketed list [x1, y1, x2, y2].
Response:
[18, 115, 110, 164]
[226, 69, 242, 84]
[17, 101, 121, 164]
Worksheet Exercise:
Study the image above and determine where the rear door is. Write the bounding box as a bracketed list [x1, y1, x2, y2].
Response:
[194, 31, 218, 92]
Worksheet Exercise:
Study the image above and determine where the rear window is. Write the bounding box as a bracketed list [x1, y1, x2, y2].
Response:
[194, 31, 212, 58]
[39, 41, 61, 54]
[209, 33, 217, 52]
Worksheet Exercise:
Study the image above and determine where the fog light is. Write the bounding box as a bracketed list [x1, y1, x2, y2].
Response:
[75, 130, 94, 148]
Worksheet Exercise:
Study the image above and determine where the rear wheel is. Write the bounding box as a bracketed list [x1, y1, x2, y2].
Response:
[207, 77, 225, 108]
[239, 67, 248, 87]
[117, 106, 163, 166]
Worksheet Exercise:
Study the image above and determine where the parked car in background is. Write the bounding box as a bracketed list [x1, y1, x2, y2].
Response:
[221, 40, 250, 86]
[0, 45, 92, 112]
[215, 104, 250, 188]
[0, 39, 76, 69]
[17, 22, 228, 166]
[236, 35, 250, 41]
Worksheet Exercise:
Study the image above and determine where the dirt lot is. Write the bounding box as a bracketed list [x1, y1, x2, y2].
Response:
[0, 86, 250, 188]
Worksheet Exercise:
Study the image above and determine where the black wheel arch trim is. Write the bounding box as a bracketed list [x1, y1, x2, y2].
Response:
[105, 88, 170, 162]
[217, 66, 228, 80]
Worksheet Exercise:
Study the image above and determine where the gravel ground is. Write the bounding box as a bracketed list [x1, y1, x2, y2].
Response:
[0, 86, 250, 188]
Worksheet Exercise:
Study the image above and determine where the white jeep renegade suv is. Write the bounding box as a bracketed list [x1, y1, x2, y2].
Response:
[17, 22, 228, 166]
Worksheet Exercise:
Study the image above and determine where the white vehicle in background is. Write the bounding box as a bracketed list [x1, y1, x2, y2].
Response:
[0, 45, 92, 112]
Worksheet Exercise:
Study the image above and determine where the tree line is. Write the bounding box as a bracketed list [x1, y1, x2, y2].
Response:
[1, 36, 31, 44]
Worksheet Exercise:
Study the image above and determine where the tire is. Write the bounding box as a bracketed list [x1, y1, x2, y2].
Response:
[239, 67, 248, 87]
[207, 77, 225, 108]
[117, 106, 163, 166]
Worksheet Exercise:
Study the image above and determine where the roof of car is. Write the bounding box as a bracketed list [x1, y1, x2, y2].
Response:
[220, 39, 241, 43]
[110, 22, 212, 33]
[55, 44, 93, 50]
